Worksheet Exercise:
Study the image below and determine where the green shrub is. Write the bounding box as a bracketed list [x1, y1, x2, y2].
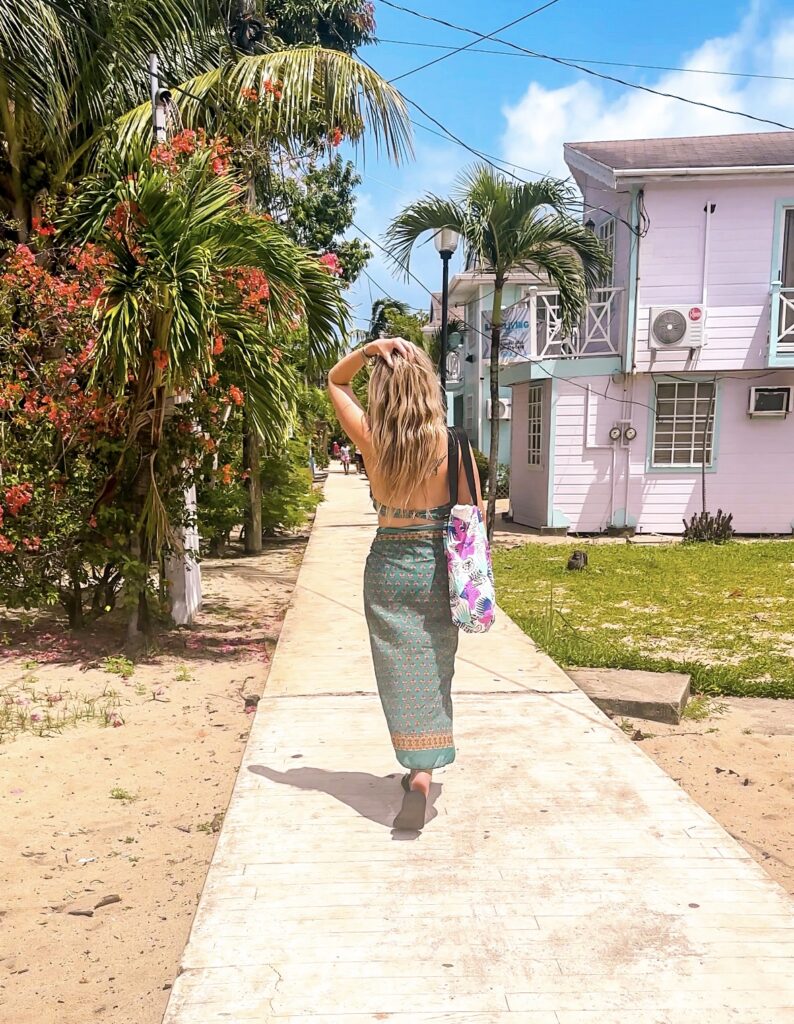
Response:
[471, 448, 510, 499]
[683, 509, 734, 544]
[261, 438, 322, 535]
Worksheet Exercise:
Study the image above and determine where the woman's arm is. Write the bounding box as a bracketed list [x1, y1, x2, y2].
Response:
[327, 337, 414, 450]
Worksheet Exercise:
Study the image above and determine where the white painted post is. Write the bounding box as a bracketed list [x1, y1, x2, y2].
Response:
[167, 483, 202, 625]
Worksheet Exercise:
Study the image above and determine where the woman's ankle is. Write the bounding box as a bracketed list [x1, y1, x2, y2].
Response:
[410, 770, 432, 797]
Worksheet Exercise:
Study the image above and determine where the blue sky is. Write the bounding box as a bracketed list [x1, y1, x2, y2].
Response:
[342, 0, 794, 330]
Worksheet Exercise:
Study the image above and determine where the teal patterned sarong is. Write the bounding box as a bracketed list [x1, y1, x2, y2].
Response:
[364, 523, 458, 770]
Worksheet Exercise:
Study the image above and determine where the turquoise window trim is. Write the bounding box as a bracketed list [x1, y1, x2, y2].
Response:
[769, 198, 794, 367]
[546, 377, 559, 525]
[645, 374, 722, 475]
[499, 355, 621, 387]
[624, 185, 641, 375]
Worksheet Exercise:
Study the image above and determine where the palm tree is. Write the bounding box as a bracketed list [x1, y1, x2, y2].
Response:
[0, 2, 411, 238]
[367, 297, 410, 340]
[67, 145, 346, 635]
[386, 165, 610, 540]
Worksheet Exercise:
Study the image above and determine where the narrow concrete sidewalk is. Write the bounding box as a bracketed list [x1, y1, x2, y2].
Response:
[164, 467, 794, 1024]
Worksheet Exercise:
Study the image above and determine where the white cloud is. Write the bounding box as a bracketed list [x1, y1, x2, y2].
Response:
[500, 4, 794, 180]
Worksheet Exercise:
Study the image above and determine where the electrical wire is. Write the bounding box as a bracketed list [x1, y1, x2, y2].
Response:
[388, 0, 563, 85]
[377, 37, 794, 85]
[379, 0, 794, 132]
[351, 218, 662, 416]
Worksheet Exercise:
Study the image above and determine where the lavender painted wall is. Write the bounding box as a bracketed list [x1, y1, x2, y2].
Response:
[633, 177, 793, 373]
[549, 371, 794, 534]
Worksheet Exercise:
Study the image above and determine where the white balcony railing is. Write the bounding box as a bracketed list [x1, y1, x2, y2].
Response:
[776, 288, 794, 354]
[478, 287, 624, 363]
[534, 286, 623, 359]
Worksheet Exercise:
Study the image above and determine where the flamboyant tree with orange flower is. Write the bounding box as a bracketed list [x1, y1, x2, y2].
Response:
[59, 138, 346, 635]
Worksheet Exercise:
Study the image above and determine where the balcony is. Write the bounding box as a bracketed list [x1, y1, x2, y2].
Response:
[771, 285, 794, 360]
[487, 287, 624, 364]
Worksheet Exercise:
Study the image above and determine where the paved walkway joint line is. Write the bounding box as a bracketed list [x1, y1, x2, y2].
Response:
[163, 469, 794, 1024]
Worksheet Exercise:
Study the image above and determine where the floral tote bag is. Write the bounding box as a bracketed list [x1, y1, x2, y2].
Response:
[444, 428, 496, 634]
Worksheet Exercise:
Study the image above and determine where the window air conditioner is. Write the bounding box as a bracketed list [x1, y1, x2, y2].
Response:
[486, 398, 512, 421]
[648, 305, 706, 349]
[749, 386, 792, 418]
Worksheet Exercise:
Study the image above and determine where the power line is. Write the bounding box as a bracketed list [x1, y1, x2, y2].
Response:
[409, 117, 549, 178]
[379, 0, 794, 132]
[377, 37, 794, 85]
[402, 111, 647, 238]
[351, 218, 662, 416]
[388, 0, 563, 85]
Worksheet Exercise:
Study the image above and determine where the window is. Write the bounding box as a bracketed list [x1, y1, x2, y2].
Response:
[652, 380, 716, 467]
[782, 208, 794, 289]
[527, 383, 543, 468]
[465, 394, 475, 435]
[597, 217, 616, 287]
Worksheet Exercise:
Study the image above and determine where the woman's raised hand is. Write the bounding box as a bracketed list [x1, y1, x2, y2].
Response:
[363, 337, 418, 368]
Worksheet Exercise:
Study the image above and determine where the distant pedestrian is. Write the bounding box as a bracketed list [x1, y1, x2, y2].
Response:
[332, 440, 340, 460]
[339, 443, 351, 475]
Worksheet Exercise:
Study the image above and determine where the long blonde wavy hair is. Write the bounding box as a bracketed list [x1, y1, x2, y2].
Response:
[367, 346, 448, 508]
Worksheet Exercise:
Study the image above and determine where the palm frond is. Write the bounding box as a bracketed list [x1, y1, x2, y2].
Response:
[384, 195, 468, 276]
[117, 47, 412, 163]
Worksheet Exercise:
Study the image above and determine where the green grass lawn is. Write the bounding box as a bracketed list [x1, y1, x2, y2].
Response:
[493, 540, 794, 698]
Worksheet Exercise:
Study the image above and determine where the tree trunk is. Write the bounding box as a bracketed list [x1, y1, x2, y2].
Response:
[243, 411, 262, 554]
[62, 569, 84, 630]
[485, 285, 504, 542]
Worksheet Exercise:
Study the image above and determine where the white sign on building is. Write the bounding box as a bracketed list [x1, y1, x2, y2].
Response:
[481, 304, 532, 362]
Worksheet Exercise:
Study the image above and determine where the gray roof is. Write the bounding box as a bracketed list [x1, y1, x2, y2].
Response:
[428, 291, 466, 326]
[566, 131, 794, 172]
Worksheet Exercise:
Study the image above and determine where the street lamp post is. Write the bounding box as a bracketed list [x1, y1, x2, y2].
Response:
[434, 227, 460, 405]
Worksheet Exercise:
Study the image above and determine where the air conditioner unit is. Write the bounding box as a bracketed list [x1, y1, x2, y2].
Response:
[486, 398, 512, 421]
[649, 305, 706, 349]
[749, 386, 792, 418]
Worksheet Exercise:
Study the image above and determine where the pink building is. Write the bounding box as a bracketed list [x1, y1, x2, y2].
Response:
[506, 131, 794, 535]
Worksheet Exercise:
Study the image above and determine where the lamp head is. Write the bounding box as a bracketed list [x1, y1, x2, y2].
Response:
[433, 227, 460, 256]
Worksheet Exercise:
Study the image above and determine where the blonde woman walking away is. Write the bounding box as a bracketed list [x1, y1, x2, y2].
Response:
[327, 338, 482, 830]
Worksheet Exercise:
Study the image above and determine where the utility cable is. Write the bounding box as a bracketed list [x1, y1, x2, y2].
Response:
[377, 37, 794, 85]
[351, 218, 662, 416]
[379, 0, 794, 132]
[388, 0, 563, 84]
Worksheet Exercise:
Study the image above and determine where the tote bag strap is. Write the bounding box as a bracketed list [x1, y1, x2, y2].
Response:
[448, 427, 478, 507]
[454, 427, 479, 506]
[447, 427, 460, 506]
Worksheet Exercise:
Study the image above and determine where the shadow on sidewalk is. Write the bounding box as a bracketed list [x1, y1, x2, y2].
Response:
[247, 764, 441, 837]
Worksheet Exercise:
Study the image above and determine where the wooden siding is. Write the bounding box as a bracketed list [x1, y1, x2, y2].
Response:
[535, 372, 794, 535]
[634, 176, 794, 372]
[552, 379, 617, 532]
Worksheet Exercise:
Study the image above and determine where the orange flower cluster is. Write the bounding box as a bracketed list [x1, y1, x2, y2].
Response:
[150, 130, 232, 177]
[229, 267, 271, 311]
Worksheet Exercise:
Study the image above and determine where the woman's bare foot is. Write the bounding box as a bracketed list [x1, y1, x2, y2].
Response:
[410, 770, 432, 797]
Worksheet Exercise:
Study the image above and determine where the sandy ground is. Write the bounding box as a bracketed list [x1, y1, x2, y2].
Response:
[0, 534, 307, 1024]
[624, 697, 794, 895]
[2, 505, 792, 1023]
